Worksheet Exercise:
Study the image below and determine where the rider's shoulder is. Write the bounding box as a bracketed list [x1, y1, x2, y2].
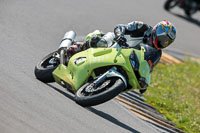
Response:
[126, 21, 149, 31]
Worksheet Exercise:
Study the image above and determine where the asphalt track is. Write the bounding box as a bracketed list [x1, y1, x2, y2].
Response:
[0, 0, 200, 133]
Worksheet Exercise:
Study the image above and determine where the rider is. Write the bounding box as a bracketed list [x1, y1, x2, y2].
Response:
[184, 0, 200, 8]
[112, 20, 176, 69]
[68, 20, 176, 69]
[66, 20, 176, 93]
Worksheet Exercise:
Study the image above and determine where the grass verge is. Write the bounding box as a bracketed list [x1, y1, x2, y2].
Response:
[144, 60, 200, 133]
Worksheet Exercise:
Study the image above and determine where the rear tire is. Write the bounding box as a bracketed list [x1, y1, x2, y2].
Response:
[75, 78, 125, 107]
[34, 52, 58, 83]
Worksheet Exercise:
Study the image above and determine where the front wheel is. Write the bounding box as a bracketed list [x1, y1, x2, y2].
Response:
[74, 77, 125, 107]
[164, 0, 179, 11]
[34, 51, 58, 83]
[184, 9, 197, 17]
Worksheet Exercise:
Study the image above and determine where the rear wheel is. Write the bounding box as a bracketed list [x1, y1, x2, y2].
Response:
[34, 52, 59, 83]
[75, 77, 125, 107]
[164, 0, 178, 11]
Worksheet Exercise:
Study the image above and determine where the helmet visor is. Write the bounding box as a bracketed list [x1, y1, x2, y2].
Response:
[156, 35, 172, 48]
[155, 25, 173, 48]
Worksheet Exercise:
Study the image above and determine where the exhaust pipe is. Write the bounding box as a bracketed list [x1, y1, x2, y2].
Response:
[59, 31, 76, 65]
[59, 31, 76, 49]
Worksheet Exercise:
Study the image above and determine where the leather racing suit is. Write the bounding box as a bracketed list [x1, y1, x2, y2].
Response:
[71, 21, 162, 71]
[113, 21, 162, 71]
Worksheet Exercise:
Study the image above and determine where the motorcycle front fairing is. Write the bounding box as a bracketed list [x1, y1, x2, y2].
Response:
[52, 47, 151, 93]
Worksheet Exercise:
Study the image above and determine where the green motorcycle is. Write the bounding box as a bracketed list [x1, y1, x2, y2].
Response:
[34, 31, 151, 107]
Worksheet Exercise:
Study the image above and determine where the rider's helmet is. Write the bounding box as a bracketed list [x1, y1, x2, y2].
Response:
[152, 20, 176, 50]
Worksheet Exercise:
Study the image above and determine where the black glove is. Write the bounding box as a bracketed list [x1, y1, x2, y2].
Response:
[114, 35, 127, 45]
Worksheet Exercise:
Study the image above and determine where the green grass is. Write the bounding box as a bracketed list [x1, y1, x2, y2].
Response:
[144, 60, 200, 133]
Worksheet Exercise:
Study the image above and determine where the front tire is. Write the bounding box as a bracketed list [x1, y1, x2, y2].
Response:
[74, 78, 125, 107]
[164, 0, 178, 11]
[34, 52, 58, 83]
[184, 9, 197, 17]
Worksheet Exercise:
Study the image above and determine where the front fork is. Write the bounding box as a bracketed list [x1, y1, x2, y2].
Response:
[91, 67, 127, 89]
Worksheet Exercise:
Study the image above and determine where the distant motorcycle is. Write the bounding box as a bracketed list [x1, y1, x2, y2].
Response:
[164, 0, 200, 17]
[34, 31, 151, 107]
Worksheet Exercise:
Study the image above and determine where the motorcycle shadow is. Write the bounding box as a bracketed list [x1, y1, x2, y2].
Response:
[169, 12, 200, 27]
[87, 107, 140, 133]
[46, 83, 75, 101]
[46, 83, 139, 133]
